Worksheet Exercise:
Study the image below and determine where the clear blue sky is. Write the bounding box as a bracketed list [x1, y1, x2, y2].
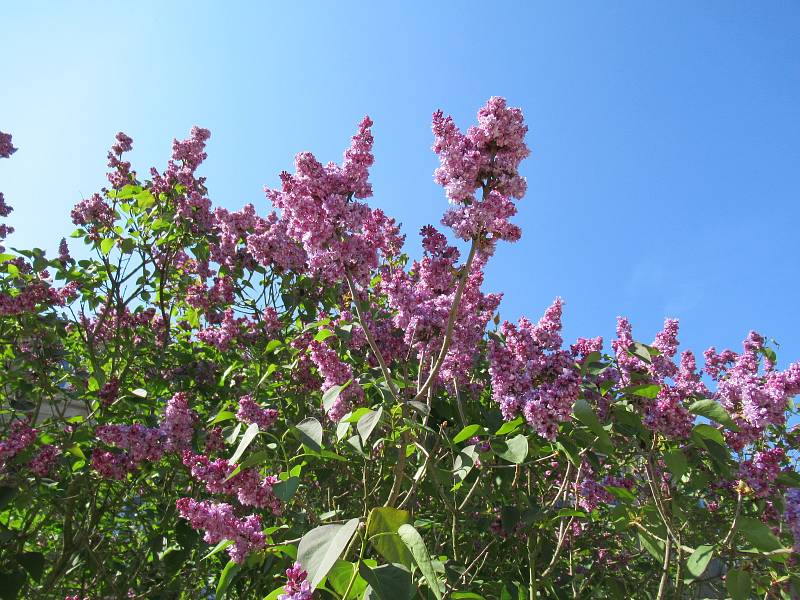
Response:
[1, 2, 798, 366]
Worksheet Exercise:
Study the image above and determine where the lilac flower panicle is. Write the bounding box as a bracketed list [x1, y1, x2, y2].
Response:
[278, 561, 313, 600]
[176, 498, 266, 563]
[489, 298, 580, 440]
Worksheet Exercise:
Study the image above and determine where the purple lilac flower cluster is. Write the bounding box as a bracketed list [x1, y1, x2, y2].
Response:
[611, 318, 704, 439]
[0, 419, 37, 469]
[308, 339, 364, 421]
[175, 498, 266, 563]
[236, 395, 278, 429]
[181, 452, 282, 514]
[0, 130, 16, 246]
[706, 333, 800, 451]
[266, 116, 403, 284]
[92, 392, 197, 478]
[106, 131, 134, 189]
[381, 225, 501, 387]
[784, 488, 800, 551]
[432, 97, 530, 254]
[278, 561, 313, 600]
[488, 298, 581, 440]
[738, 447, 785, 497]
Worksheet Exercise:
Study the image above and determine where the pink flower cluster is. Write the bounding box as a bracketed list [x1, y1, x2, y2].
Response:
[784, 488, 800, 551]
[432, 97, 529, 253]
[92, 392, 197, 478]
[266, 116, 403, 283]
[612, 318, 704, 439]
[106, 131, 134, 189]
[182, 452, 282, 513]
[278, 562, 312, 600]
[0, 131, 16, 159]
[738, 447, 784, 498]
[29, 444, 61, 476]
[236, 395, 278, 429]
[382, 225, 501, 387]
[210, 204, 306, 273]
[488, 298, 581, 440]
[309, 339, 363, 421]
[176, 498, 266, 563]
[197, 307, 280, 351]
[706, 332, 800, 450]
[0, 130, 16, 245]
[0, 419, 37, 469]
[148, 126, 215, 234]
[70, 193, 116, 234]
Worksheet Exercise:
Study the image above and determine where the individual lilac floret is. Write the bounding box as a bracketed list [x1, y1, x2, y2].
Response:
[278, 561, 313, 600]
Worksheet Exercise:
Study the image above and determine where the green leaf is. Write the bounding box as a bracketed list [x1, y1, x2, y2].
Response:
[322, 382, 350, 413]
[229, 422, 260, 464]
[366, 507, 412, 566]
[15, 552, 44, 582]
[452, 424, 481, 444]
[495, 417, 523, 436]
[691, 423, 724, 446]
[202, 539, 233, 561]
[628, 342, 653, 364]
[738, 516, 784, 552]
[494, 434, 528, 464]
[273, 476, 300, 502]
[573, 399, 613, 454]
[688, 399, 739, 431]
[663, 450, 688, 481]
[238, 450, 269, 470]
[297, 518, 360, 590]
[638, 531, 665, 562]
[397, 524, 443, 600]
[210, 410, 236, 425]
[777, 470, 800, 487]
[314, 329, 335, 342]
[99, 237, 115, 255]
[215, 560, 240, 599]
[726, 568, 751, 600]
[453, 445, 478, 481]
[360, 562, 415, 600]
[622, 384, 661, 399]
[357, 408, 383, 444]
[327, 560, 366, 599]
[684, 544, 713, 582]
[66, 445, 86, 460]
[296, 418, 323, 452]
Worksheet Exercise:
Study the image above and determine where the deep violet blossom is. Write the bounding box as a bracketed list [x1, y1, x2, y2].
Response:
[278, 561, 312, 600]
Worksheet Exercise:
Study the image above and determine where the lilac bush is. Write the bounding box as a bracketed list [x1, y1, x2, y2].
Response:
[0, 99, 799, 600]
